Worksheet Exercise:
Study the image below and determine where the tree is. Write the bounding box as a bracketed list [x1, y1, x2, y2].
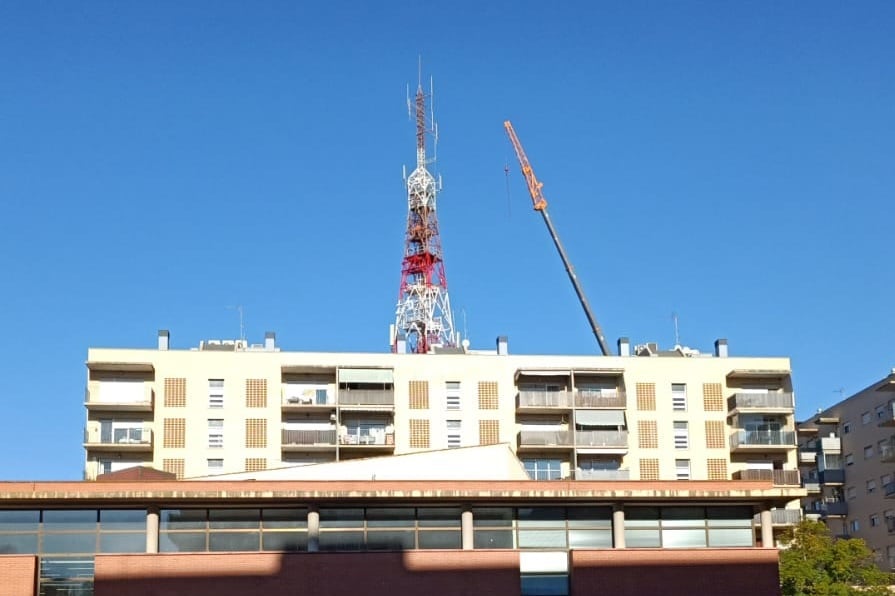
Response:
[779, 519, 892, 595]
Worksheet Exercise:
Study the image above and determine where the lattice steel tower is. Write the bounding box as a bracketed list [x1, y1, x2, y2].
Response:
[393, 77, 456, 354]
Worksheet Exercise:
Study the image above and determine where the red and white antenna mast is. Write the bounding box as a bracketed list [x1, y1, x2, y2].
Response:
[393, 70, 456, 354]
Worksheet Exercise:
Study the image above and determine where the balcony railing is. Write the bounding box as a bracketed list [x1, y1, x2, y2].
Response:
[885, 482, 895, 498]
[517, 390, 573, 409]
[575, 430, 628, 448]
[575, 468, 630, 480]
[799, 451, 817, 463]
[729, 430, 796, 449]
[878, 403, 895, 427]
[733, 469, 801, 486]
[728, 392, 794, 411]
[574, 392, 626, 408]
[338, 390, 394, 407]
[84, 426, 152, 446]
[281, 429, 336, 446]
[803, 481, 820, 493]
[822, 501, 848, 517]
[519, 430, 574, 447]
[339, 432, 394, 446]
[879, 440, 895, 462]
[753, 509, 802, 525]
[818, 469, 845, 484]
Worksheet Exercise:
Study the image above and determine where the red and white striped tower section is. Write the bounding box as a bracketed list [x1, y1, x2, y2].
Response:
[393, 80, 456, 354]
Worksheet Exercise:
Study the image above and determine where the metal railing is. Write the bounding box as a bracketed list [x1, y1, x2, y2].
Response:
[818, 469, 845, 484]
[575, 430, 628, 447]
[729, 429, 796, 448]
[281, 429, 336, 446]
[733, 469, 801, 486]
[803, 481, 820, 493]
[338, 390, 394, 406]
[575, 468, 630, 480]
[517, 390, 573, 408]
[728, 392, 794, 411]
[519, 430, 574, 447]
[339, 432, 395, 446]
[753, 509, 802, 525]
[574, 392, 626, 408]
[85, 426, 152, 445]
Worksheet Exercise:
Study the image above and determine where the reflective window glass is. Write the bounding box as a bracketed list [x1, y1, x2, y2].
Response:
[517, 508, 565, 528]
[43, 510, 97, 532]
[707, 528, 754, 547]
[366, 508, 415, 528]
[567, 507, 611, 528]
[99, 510, 146, 531]
[624, 529, 660, 547]
[209, 509, 260, 530]
[0, 533, 38, 554]
[99, 532, 146, 553]
[366, 530, 415, 550]
[319, 509, 364, 528]
[418, 530, 462, 549]
[417, 507, 462, 528]
[518, 529, 567, 548]
[209, 531, 260, 551]
[472, 508, 513, 527]
[0, 510, 39, 531]
[318, 531, 364, 551]
[568, 529, 612, 548]
[662, 528, 707, 548]
[160, 509, 206, 530]
[159, 532, 206, 552]
[262, 508, 307, 529]
[262, 531, 308, 552]
[473, 530, 513, 548]
[42, 532, 97, 554]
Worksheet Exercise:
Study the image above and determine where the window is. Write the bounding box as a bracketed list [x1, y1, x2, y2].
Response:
[521, 574, 569, 596]
[673, 422, 689, 449]
[208, 419, 224, 448]
[446, 420, 461, 448]
[882, 474, 893, 488]
[445, 382, 461, 410]
[847, 486, 857, 500]
[207, 459, 223, 473]
[868, 480, 877, 494]
[846, 454, 854, 466]
[523, 459, 563, 481]
[624, 506, 753, 549]
[877, 405, 887, 419]
[865, 445, 875, 459]
[671, 384, 687, 411]
[843, 421, 851, 434]
[862, 411, 871, 425]
[208, 379, 224, 408]
[675, 459, 691, 480]
[850, 519, 860, 533]
[871, 514, 881, 527]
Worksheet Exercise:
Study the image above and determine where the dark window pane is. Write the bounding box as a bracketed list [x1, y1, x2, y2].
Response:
[0, 510, 39, 531]
[366, 508, 415, 528]
[366, 530, 415, 550]
[99, 510, 146, 531]
[159, 532, 206, 552]
[474, 530, 513, 549]
[262, 508, 307, 529]
[518, 530, 567, 548]
[209, 509, 260, 530]
[567, 507, 612, 528]
[0, 533, 38, 554]
[418, 530, 461, 549]
[417, 507, 462, 528]
[209, 531, 260, 552]
[99, 532, 146, 553]
[624, 529, 660, 548]
[706, 506, 753, 528]
[472, 508, 513, 527]
[518, 508, 565, 528]
[160, 509, 206, 530]
[43, 510, 98, 532]
[569, 529, 612, 548]
[320, 509, 364, 528]
[262, 531, 308, 552]
[625, 508, 659, 528]
[42, 532, 97, 554]
[661, 507, 705, 527]
[521, 574, 569, 596]
[318, 531, 364, 551]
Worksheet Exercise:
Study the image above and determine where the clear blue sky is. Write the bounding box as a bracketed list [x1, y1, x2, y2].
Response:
[1, 2, 892, 479]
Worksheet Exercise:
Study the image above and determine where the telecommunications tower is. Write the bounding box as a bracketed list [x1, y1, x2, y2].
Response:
[393, 75, 456, 354]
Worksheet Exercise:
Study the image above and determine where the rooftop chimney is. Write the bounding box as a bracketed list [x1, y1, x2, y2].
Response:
[264, 331, 276, 351]
[497, 336, 509, 356]
[396, 333, 407, 354]
[714, 338, 728, 358]
[617, 337, 630, 357]
[158, 330, 169, 351]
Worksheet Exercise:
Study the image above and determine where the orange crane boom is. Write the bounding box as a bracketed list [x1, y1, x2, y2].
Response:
[503, 120, 611, 356]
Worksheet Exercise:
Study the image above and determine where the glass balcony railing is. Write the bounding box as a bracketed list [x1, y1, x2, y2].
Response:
[729, 430, 796, 449]
[519, 430, 574, 447]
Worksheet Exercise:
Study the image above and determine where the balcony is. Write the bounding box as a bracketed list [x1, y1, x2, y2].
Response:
[822, 501, 848, 517]
[728, 392, 794, 414]
[878, 403, 895, 427]
[799, 451, 817, 464]
[729, 430, 796, 451]
[880, 439, 895, 462]
[818, 469, 845, 485]
[281, 428, 337, 449]
[339, 432, 395, 448]
[733, 469, 801, 486]
[574, 468, 630, 481]
[517, 390, 573, 410]
[518, 430, 574, 448]
[83, 426, 152, 452]
[338, 389, 394, 408]
[84, 385, 154, 412]
[574, 391, 626, 409]
[753, 509, 802, 526]
[282, 386, 335, 411]
[803, 481, 820, 494]
[575, 430, 628, 449]
[886, 482, 895, 498]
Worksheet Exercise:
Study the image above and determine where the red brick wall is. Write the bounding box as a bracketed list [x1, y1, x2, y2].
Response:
[571, 548, 780, 596]
[0, 555, 37, 596]
[95, 551, 520, 596]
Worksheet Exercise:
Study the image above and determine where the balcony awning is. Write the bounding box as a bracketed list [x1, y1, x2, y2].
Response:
[86, 361, 154, 373]
[282, 365, 337, 375]
[571, 368, 625, 377]
[727, 369, 791, 380]
[515, 369, 571, 379]
[575, 410, 625, 427]
[338, 368, 394, 384]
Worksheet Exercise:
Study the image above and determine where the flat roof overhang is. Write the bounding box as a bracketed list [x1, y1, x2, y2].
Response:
[727, 369, 791, 380]
[282, 365, 338, 375]
[86, 361, 155, 373]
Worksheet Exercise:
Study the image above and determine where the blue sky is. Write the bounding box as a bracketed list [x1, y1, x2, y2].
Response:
[0, 2, 892, 479]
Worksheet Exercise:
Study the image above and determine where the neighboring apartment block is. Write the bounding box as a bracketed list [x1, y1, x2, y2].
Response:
[84, 330, 801, 501]
[797, 369, 895, 568]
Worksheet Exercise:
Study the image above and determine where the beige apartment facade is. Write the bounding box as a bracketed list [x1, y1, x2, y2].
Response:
[84, 331, 800, 515]
[797, 369, 895, 568]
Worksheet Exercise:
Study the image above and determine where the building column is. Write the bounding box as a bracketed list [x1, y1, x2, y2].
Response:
[146, 506, 159, 554]
[308, 506, 320, 552]
[461, 507, 474, 550]
[760, 507, 774, 548]
[612, 504, 625, 548]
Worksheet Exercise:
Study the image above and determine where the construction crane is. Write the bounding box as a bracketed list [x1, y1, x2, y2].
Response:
[504, 120, 611, 356]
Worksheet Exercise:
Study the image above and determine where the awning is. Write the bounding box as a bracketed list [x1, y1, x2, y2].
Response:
[282, 365, 337, 375]
[726, 369, 790, 380]
[338, 368, 394, 384]
[515, 369, 571, 379]
[575, 410, 625, 427]
[571, 368, 625, 377]
[86, 361, 155, 373]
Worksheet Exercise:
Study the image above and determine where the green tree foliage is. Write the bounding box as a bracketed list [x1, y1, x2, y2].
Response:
[779, 520, 892, 595]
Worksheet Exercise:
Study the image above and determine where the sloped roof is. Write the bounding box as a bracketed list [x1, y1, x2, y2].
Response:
[96, 466, 177, 482]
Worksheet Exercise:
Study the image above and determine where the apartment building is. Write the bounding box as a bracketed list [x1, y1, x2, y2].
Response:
[797, 369, 895, 569]
[84, 330, 801, 499]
